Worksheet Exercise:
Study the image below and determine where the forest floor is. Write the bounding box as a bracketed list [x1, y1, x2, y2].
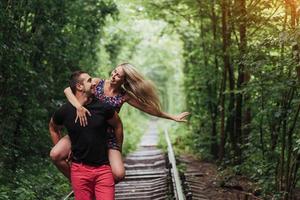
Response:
[178, 154, 297, 200]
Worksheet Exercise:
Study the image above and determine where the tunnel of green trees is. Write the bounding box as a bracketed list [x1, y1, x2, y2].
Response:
[1, 0, 300, 199]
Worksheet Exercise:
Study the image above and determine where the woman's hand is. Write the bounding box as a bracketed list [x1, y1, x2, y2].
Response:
[75, 106, 91, 126]
[172, 112, 190, 122]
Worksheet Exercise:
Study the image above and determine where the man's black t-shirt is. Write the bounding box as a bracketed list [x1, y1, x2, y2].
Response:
[52, 98, 115, 166]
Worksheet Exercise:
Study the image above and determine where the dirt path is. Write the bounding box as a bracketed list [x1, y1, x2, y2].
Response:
[178, 155, 265, 200]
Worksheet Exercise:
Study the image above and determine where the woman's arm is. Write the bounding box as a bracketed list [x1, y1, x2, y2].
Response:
[64, 87, 91, 126]
[126, 95, 190, 122]
[64, 87, 82, 109]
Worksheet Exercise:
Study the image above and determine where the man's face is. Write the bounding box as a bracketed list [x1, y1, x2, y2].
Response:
[91, 78, 98, 94]
[78, 73, 93, 96]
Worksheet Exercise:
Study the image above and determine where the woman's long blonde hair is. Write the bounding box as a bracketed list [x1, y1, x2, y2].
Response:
[118, 63, 162, 113]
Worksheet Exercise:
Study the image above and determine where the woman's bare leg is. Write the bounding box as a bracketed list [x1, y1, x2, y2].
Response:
[108, 149, 125, 183]
[50, 135, 71, 180]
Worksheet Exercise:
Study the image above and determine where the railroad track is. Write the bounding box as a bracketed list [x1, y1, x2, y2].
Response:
[115, 147, 169, 199]
[180, 169, 210, 200]
[115, 122, 171, 199]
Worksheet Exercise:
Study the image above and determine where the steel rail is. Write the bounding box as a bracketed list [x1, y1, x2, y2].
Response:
[164, 128, 186, 200]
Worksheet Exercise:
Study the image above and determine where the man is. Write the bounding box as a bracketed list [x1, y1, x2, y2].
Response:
[49, 71, 122, 200]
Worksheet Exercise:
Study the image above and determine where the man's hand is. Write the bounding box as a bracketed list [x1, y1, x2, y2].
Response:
[75, 106, 91, 127]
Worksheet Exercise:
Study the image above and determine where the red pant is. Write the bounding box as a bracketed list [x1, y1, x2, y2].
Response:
[71, 162, 115, 200]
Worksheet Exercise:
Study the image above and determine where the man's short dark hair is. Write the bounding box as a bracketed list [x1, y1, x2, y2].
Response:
[69, 70, 87, 94]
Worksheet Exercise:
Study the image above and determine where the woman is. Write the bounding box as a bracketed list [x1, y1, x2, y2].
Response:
[50, 63, 190, 182]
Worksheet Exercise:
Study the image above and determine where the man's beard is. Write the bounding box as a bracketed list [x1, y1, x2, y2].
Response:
[84, 90, 96, 98]
[83, 89, 92, 97]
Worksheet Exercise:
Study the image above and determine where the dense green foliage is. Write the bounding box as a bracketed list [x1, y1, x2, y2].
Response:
[0, 1, 118, 199]
[142, 0, 300, 199]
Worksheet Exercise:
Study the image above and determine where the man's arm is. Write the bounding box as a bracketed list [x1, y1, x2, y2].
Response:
[107, 112, 123, 149]
[49, 118, 63, 145]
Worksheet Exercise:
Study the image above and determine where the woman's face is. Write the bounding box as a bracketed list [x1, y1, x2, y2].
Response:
[110, 66, 125, 86]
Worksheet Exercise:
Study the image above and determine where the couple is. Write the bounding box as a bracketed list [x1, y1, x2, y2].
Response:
[49, 70, 119, 199]
[49, 63, 190, 199]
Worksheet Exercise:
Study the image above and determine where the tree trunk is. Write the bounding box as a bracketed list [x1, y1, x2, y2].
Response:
[209, 0, 220, 159]
[234, 0, 247, 164]
[224, 0, 237, 163]
[219, 0, 231, 161]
